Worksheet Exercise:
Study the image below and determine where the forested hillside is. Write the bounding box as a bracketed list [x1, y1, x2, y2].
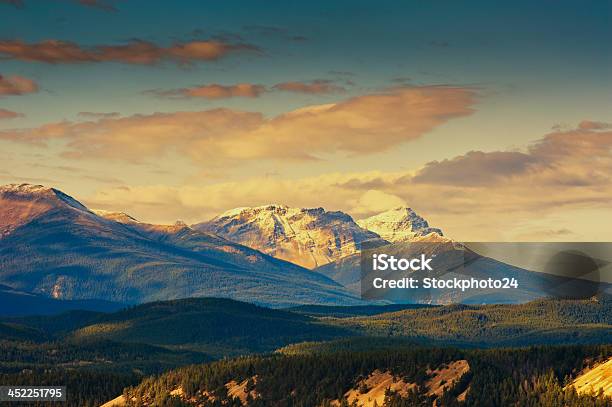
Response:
[333, 295, 612, 346]
[66, 298, 352, 356]
[1, 296, 610, 406]
[121, 345, 612, 406]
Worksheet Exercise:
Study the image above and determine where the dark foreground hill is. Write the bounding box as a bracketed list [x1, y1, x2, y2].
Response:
[2, 297, 353, 357]
[0, 298, 350, 406]
[3, 295, 610, 358]
[119, 344, 611, 407]
[0, 183, 359, 307]
[65, 297, 353, 355]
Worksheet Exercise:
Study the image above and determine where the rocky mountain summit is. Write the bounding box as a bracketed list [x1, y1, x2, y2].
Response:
[194, 204, 383, 269]
[195, 204, 443, 269]
[357, 206, 443, 243]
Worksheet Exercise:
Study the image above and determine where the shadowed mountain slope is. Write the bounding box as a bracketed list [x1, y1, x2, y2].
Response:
[0, 184, 359, 307]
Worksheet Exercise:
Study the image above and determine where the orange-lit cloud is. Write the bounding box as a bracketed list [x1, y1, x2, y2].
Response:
[0, 86, 477, 162]
[0, 39, 260, 65]
[86, 123, 612, 241]
[273, 80, 345, 94]
[412, 125, 612, 188]
[412, 151, 536, 186]
[148, 79, 346, 99]
[148, 83, 267, 99]
[0, 74, 38, 96]
[577, 120, 611, 130]
[0, 109, 23, 119]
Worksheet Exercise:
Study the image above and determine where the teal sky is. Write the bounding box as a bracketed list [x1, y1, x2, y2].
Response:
[1, 0, 610, 125]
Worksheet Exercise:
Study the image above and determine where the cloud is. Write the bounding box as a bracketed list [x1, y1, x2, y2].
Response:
[273, 80, 345, 94]
[578, 120, 611, 130]
[0, 74, 38, 96]
[83, 121, 612, 241]
[87, 172, 395, 223]
[391, 77, 412, 84]
[148, 83, 267, 99]
[0, 85, 477, 163]
[0, 39, 260, 65]
[0, 109, 23, 119]
[413, 151, 535, 186]
[148, 79, 347, 99]
[412, 124, 612, 188]
[77, 112, 121, 119]
[346, 190, 405, 215]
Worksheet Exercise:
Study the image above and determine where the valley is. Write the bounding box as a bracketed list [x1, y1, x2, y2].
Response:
[0, 295, 610, 406]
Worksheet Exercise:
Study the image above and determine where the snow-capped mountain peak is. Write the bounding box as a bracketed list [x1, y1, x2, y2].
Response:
[194, 205, 382, 269]
[0, 183, 92, 238]
[0, 183, 88, 211]
[357, 206, 443, 243]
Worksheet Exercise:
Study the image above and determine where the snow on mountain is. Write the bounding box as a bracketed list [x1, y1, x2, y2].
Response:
[93, 209, 140, 224]
[193, 204, 383, 269]
[0, 184, 360, 307]
[0, 183, 94, 238]
[0, 183, 89, 211]
[357, 206, 443, 243]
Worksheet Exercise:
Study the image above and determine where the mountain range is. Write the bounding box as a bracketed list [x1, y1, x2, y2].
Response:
[194, 204, 444, 269]
[0, 184, 358, 308]
[1, 183, 606, 309]
[194, 204, 381, 269]
[0, 183, 450, 309]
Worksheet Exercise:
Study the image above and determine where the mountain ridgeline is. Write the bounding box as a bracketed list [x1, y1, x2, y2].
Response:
[193, 204, 385, 269]
[1, 183, 608, 310]
[0, 184, 359, 308]
[193, 204, 444, 270]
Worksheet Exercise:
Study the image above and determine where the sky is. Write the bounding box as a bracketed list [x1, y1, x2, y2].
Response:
[0, 0, 611, 241]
